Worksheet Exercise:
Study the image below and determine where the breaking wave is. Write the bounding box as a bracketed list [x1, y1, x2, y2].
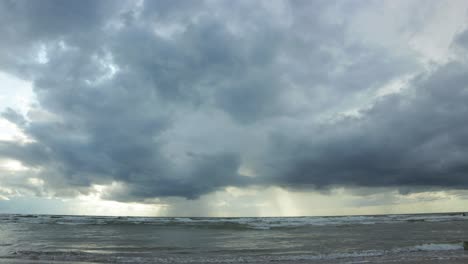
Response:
[1, 212, 467, 230]
[5, 243, 463, 263]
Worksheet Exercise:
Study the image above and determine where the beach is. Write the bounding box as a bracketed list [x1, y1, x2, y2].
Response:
[0, 213, 467, 263]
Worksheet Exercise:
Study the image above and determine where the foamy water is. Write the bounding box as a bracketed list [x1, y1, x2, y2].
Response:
[0, 213, 467, 263]
[1, 213, 467, 229]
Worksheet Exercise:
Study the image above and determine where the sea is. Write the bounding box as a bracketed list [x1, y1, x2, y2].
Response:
[0, 213, 468, 263]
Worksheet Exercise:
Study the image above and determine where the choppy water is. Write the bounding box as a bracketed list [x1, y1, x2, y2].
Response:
[1, 213, 468, 263]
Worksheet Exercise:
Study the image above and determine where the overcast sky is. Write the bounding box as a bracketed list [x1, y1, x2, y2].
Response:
[1, 0, 468, 216]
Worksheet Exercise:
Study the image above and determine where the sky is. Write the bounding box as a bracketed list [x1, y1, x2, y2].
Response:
[1, 0, 468, 217]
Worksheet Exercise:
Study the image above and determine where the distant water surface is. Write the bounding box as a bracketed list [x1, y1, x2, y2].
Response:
[1, 213, 468, 263]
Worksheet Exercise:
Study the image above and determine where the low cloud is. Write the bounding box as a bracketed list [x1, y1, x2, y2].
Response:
[0, 0, 467, 203]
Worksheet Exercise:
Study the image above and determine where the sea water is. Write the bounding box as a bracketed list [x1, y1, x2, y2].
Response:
[0, 213, 467, 263]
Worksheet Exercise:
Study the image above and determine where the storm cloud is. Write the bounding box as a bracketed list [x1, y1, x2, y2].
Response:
[0, 0, 468, 202]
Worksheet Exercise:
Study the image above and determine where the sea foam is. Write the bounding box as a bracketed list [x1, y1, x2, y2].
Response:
[1, 212, 467, 229]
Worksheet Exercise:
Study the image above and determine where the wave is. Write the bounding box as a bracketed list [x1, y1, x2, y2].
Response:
[1, 212, 467, 229]
[265, 242, 464, 262]
[5, 243, 463, 263]
[406, 243, 463, 251]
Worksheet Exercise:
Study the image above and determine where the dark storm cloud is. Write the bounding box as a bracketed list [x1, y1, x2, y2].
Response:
[265, 60, 468, 190]
[0, 0, 466, 201]
[0, 0, 119, 75]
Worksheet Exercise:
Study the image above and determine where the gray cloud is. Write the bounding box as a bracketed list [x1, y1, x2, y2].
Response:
[265, 60, 468, 190]
[0, 0, 467, 202]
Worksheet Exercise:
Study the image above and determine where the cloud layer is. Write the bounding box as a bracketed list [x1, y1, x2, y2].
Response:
[1, 0, 468, 202]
